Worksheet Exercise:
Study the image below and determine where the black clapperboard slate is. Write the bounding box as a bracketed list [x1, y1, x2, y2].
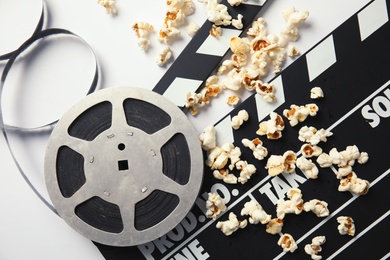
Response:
[95, 0, 390, 259]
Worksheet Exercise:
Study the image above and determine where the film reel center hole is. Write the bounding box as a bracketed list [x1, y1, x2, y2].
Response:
[118, 160, 129, 171]
[118, 143, 125, 151]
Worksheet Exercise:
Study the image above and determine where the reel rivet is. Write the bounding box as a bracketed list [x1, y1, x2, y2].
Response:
[127, 132, 134, 136]
[103, 190, 111, 197]
[107, 133, 115, 139]
[141, 186, 148, 193]
[150, 149, 156, 157]
[89, 156, 94, 163]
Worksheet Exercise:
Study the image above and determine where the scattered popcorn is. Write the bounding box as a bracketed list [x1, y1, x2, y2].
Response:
[231, 109, 249, 130]
[256, 112, 285, 140]
[98, 0, 116, 15]
[316, 153, 333, 168]
[303, 199, 330, 217]
[227, 95, 240, 106]
[213, 169, 238, 184]
[276, 188, 304, 219]
[310, 87, 324, 99]
[199, 125, 216, 151]
[232, 14, 244, 29]
[227, 0, 243, 6]
[236, 160, 256, 184]
[296, 157, 319, 179]
[159, 26, 181, 44]
[358, 152, 369, 164]
[298, 126, 333, 145]
[222, 68, 245, 91]
[204, 0, 232, 26]
[301, 144, 323, 158]
[265, 218, 284, 235]
[337, 216, 355, 236]
[182, 0, 196, 16]
[253, 80, 276, 102]
[206, 192, 226, 220]
[265, 150, 296, 176]
[286, 44, 299, 57]
[156, 46, 173, 66]
[210, 24, 222, 37]
[132, 22, 154, 39]
[216, 212, 247, 236]
[304, 236, 326, 260]
[241, 200, 271, 224]
[222, 143, 242, 170]
[230, 37, 250, 58]
[338, 171, 370, 195]
[278, 233, 298, 253]
[336, 165, 353, 179]
[241, 138, 268, 161]
[283, 104, 319, 127]
[279, 6, 309, 46]
[185, 21, 200, 37]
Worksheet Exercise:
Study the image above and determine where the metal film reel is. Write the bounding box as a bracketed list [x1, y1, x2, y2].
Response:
[44, 87, 204, 246]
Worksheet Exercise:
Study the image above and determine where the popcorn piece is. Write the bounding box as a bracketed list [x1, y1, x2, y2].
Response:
[279, 7, 309, 46]
[222, 68, 245, 91]
[231, 109, 249, 130]
[310, 87, 324, 99]
[247, 18, 267, 38]
[221, 143, 242, 170]
[337, 216, 355, 236]
[336, 165, 353, 179]
[286, 44, 299, 57]
[316, 153, 333, 168]
[304, 236, 326, 260]
[253, 80, 276, 103]
[278, 234, 298, 253]
[216, 212, 247, 236]
[276, 188, 304, 219]
[182, 0, 196, 16]
[236, 160, 256, 184]
[298, 126, 333, 146]
[303, 199, 329, 217]
[338, 172, 370, 195]
[265, 150, 296, 176]
[159, 26, 181, 44]
[296, 157, 319, 179]
[241, 200, 271, 225]
[199, 125, 216, 151]
[210, 24, 222, 37]
[185, 21, 200, 37]
[283, 104, 319, 127]
[232, 14, 244, 29]
[227, 0, 243, 6]
[205, 0, 232, 26]
[241, 138, 268, 161]
[265, 218, 284, 235]
[301, 144, 323, 158]
[213, 169, 237, 184]
[230, 37, 250, 57]
[98, 0, 117, 15]
[206, 192, 226, 220]
[164, 9, 186, 28]
[256, 112, 285, 140]
[156, 46, 173, 66]
[132, 22, 154, 39]
[227, 95, 240, 106]
[358, 152, 369, 164]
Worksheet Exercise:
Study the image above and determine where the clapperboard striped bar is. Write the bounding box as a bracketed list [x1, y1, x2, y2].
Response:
[96, 0, 389, 259]
[153, 0, 267, 107]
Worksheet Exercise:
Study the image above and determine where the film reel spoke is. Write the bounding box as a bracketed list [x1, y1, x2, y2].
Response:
[63, 181, 93, 209]
[154, 174, 186, 196]
[110, 97, 131, 130]
[60, 133, 91, 156]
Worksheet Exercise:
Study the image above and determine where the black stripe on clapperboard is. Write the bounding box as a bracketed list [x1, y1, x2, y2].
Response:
[95, 0, 390, 259]
[153, 0, 267, 107]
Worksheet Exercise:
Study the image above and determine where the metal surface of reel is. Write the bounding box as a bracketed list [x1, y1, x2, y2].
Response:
[44, 87, 204, 246]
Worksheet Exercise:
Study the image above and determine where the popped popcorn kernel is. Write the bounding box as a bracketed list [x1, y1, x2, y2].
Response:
[278, 233, 298, 253]
[276, 188, 304, 219]
[132, 22, 154, 39]
[241, 138, 268, 161]
[304, 236, 326, 260]
[256, 112, 285, 140]
[204, 0, 232, 26]
[247, 17, 267, 38]
[337, 216, 355, 236]
[231, 109, 249, 130]
[216, 212, 247, 236]
[286, 44, 299, 57]
[338, 172, 370, 195]
[296, 157, 319, 179]
[358, 151, 369, 164]
[98, 0, 116, 15]
[206, 192, 226, 220]
[227, 95, 240, 106]
[227, 0, 243, 6]
[241, 200, 271, 224]
[265, 218, 284, 235]
[303, 199, 330, 217]
[236, 160, 256, 184]
[213, 169, 238, 184]
[283, 104, 319, 127]
[210, 24, 222, 37]
[265, 150, 296, 176]
[185, 21, 200, 37]
[232, 14, 244, 29]
[230, 37, 250, 57]
[301, 144, 323, 158]
[156, 46, 173, 66]
[298, 126, 333, 145]
[159, 26, 181, 44]
[199, 125, 216, 151]
[310, 87, 324, 99]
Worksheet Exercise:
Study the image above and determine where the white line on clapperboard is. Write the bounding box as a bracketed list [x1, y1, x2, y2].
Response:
[162, 79, 390, 260]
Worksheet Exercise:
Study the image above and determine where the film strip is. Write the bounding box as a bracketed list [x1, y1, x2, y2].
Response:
[95, 0, 390, 259]
[153, 0, 267, 107]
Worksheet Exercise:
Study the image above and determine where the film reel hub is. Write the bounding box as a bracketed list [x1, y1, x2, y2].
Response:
[44, 87, 203, 246]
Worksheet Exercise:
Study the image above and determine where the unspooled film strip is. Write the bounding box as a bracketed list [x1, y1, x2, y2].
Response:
[96, 0, 390, 259]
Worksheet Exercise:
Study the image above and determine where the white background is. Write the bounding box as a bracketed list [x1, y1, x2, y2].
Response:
[0, 0, 371, 259]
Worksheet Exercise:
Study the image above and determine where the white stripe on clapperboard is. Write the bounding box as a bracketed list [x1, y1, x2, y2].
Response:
[163, 78, 390, 260]
[162, 0, 390, 255]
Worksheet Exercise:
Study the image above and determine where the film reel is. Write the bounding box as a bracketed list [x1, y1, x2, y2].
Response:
[44, 87, 204, 246]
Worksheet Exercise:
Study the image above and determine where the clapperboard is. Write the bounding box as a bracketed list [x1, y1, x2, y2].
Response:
[95, 0, 390, 259]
